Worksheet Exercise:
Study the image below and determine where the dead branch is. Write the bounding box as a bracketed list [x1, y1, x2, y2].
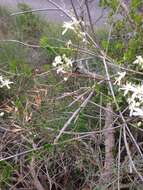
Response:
[99, 103, 115, 188]
[30, 156, 45, 190]
[54, 91, 94, 144]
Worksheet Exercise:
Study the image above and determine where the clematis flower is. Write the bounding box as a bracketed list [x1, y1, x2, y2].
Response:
[120, 82, 143, 118]
[0, 76, 13, 89]
[52, 54, 73, 82]
[133, 55, 143, 69]
[132, 107, 143, 117]
[62, 54, 72, 67]
[63, 77, 68, 81]
[133, 55, 143, 64]
[0, 112, 4, 117]
[114, 71, 126, 86]
[56, 67, 65, 74]
[62, 17, 80, 35]
[62, 21, 75, 35]
[52, 56, 63, 67]
[120, 82, 136, 96]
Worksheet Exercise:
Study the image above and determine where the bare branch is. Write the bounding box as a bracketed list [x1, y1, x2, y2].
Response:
[11, 8, 59, 16]
[30, 156, 45, 190]
[85, 0, 97, 39]
[99, 103, 115, 187]
[54, 91, 94, 143]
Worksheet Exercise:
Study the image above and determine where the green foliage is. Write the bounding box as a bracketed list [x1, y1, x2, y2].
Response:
[40, 35, 75, 59]
[100, 0, 143, 64]
[15, 3, 43, 41]
[39, 36, 49, 48]
[43, 143, 53, 152]
[0, 161, 12, 186]
[130, 0, 143, 10]
[99, 0, 118, 11]
[9, 59, 32, 76]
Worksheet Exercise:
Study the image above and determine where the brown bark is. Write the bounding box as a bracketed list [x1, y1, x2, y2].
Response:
[99, 103, 115, 189]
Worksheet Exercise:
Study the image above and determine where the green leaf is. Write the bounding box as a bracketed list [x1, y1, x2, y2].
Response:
[39, 36, 49, 48]
[0, 161, 12, 183]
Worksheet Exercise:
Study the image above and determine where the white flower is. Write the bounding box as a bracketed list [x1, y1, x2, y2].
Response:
[62, 21, 75, 35]
[137, 121, 142, 127]
[128, 100, 136, 116]
[133, 55, 143, 64]
[56, 67, 64, 74]
[52, 54, 72, 82]
[80, 32, 86, 42]
[62, 54, 72, 67]
[132, 107, 143, 117]
[0, 112, 4, 117]
[1, 79, 13, 89]
[114, 71, 126, 86]
[119, 56, 143, 118]
[120, 82, 143, 118]
[121, 82, 143, 96]
[52, 62, 57, 67]
[0, 76, 13, 89]
[62, 54, 66, 60]
[0, 76, 4, 83]
[54, 56, 62, 64]
[62, 18, 80, 35]
[52, 56, 63, 67]
[64, 77, 68, 81]
[66, 59, 72, 67]
[133, 55, 143, 69]
[120, 82, 133, 96]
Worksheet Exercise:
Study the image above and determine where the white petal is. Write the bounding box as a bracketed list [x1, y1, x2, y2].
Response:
[64, 77, 68, 81]
[0, 112, 4, 117]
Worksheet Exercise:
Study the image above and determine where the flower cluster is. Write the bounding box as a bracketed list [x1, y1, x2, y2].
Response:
[62, 17, 80, 35]
[52, 54, 73, 81]
[62, 17, 86, 42]
[113, 61, 143, 118]
[114, 71, 126, 86]
[0, 76, 13, 89]
[120, 83, 143, 117]
[133, 55, 143, 70]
